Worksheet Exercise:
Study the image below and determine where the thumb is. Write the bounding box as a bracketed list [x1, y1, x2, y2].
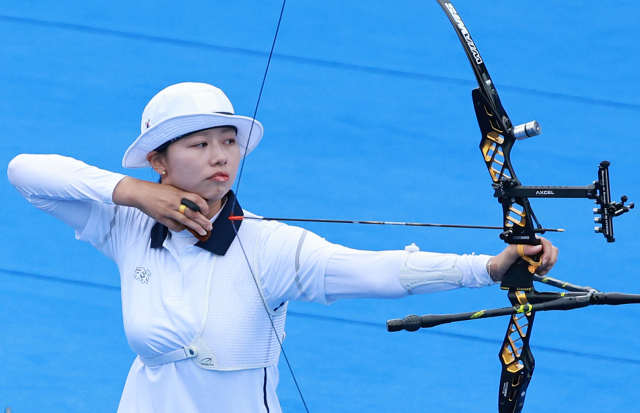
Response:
[522, 244, 543, 257]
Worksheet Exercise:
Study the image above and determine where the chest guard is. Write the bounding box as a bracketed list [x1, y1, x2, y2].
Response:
[139, 218, 288, 370]
[191, 218, 287, 370]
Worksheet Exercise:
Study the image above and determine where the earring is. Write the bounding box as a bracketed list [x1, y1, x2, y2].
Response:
[162, 171, 166, 175]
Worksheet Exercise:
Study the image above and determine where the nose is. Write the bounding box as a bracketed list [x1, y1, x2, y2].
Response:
[208, 141, 227, 166]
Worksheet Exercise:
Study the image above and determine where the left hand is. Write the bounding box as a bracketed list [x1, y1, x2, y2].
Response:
[489, 237, 559, 282]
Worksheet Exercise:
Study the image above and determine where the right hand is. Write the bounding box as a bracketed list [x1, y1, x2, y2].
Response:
[113, 177, 212, 236]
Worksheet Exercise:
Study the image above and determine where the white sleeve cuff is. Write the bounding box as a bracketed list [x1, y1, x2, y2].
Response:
[459, 254, 495, 288]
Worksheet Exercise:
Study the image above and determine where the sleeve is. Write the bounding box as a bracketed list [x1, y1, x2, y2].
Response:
[255, 220, 494, 307]
[7, 154, 139, 261]
[324, 246, 494, 303]
[256, 221, 342, 307]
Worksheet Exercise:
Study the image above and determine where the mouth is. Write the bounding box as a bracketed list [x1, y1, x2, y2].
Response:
[208, 172, 229, 182]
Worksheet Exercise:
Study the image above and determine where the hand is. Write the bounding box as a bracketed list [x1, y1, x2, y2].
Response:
[113, 177, 212, 236]
[488, 236, 559, 282]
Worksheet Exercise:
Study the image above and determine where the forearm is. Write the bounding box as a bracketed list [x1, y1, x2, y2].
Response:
[112, 176, 152, 209]
[325, 246, 493, 301]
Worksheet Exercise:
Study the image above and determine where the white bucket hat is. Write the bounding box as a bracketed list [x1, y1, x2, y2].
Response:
[122, 82, 264, 168]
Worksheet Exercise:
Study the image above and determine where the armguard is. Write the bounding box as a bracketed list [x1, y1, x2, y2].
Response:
[398, 243, 464, 295]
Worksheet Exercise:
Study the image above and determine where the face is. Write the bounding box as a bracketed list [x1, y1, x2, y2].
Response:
[151, 126, 241, 204]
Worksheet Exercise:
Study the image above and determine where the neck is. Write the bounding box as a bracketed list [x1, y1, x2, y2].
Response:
[206, 197, 224, 220]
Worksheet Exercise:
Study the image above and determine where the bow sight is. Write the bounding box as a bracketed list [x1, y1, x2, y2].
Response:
[490, 157, 633, 244]
[469, 60, 633, 246]
[387, 1, 637, 413]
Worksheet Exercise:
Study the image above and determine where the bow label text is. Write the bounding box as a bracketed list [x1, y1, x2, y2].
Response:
[445, 3, 483, 65]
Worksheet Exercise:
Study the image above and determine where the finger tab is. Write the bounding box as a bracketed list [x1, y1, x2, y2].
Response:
[180, 198, 200, 213]
[186, 227, 211, 242]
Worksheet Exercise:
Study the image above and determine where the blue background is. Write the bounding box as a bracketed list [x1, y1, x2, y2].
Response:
[1, 1, 639, 412]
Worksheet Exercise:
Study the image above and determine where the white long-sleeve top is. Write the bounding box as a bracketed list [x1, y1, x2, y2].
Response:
[7, 154, 494, 413]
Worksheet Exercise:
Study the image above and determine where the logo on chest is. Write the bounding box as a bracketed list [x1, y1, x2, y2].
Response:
[134, 267, 151, 284]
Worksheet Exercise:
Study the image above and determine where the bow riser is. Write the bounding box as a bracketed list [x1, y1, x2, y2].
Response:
[499, 309, 535, 413]
[472, 88, 540, 245]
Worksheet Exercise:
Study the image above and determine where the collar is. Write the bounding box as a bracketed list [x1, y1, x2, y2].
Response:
[150, 190, 243, 256]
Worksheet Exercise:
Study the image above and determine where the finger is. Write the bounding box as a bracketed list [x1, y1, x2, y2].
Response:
[180, 198, 200, 212]
[539, 246, 559, 272]
[164, 220, 186, 233]
[173, 210, 209, 236]
[538, 238, 557, 265]
[522, 244, 543, 257]
[180, 203, 212, 231]
[536, 238, 558, 275]
[181, 194, 210, 217]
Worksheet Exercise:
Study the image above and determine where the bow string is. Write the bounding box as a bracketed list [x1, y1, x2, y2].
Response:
[225, 1, 312, 412]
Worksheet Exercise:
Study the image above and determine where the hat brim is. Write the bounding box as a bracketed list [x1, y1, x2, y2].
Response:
[122, 113, 264, 168]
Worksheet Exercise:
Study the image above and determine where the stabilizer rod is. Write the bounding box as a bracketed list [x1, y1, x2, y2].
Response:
[387, 291, 640, 332]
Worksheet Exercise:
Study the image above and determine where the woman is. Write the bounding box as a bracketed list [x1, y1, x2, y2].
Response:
[8, 82, 558, 412]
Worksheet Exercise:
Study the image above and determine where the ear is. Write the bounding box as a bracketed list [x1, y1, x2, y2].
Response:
[147, 151, 167, 175]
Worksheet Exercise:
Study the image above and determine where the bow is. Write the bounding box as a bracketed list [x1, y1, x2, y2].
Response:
[228, 0, 638, 411]
[386, 1, 637, 412]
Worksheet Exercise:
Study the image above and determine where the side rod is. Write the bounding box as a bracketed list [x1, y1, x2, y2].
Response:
[387, 291, 640, 332]
[532, 274, 594, 292]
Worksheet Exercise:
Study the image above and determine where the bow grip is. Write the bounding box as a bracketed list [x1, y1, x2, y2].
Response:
[500, 244, 542, 291]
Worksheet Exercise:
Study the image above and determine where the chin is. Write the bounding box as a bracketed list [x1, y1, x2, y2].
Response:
[202, 187, 231, 202]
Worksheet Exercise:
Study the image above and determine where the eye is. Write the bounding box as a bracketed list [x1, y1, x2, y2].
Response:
[224, 138, 237, 145]
[192, 142, 207, 148]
